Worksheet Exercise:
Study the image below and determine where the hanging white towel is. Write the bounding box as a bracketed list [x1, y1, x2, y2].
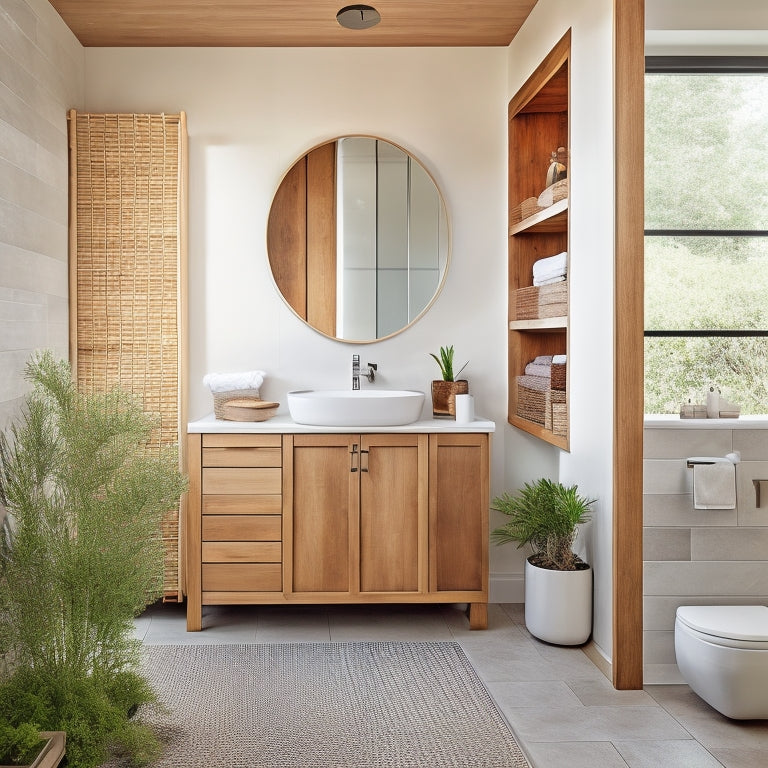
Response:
[692, 459, 736, 509]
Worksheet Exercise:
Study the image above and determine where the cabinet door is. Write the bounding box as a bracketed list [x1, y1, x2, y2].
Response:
[359, 434, 427, 594]
[429, 433, 489, 594]
[286, 434, 357, 593]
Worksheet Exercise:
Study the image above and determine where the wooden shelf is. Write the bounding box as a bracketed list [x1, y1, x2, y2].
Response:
[507, 30, 571, 452]
[509, 198, 568, 236]
[508, 414, 569, 451]
[509, 316, 567, 332]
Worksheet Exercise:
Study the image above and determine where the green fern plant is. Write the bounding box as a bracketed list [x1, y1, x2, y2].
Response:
[491, 478, 595, 571]
[0, 351, 187, 767]
[429, 345, 468, 382]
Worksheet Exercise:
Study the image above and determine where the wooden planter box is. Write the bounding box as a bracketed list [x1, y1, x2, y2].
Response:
[0, 732, 66, 768]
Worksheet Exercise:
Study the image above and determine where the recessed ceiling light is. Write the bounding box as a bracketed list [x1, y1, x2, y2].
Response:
[336, 4, 381, 30]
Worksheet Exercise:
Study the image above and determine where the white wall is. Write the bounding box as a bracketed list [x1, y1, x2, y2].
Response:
[506, 0, 616, 662]
[0, 0, 83, 429]
[83, 45, 529, 590]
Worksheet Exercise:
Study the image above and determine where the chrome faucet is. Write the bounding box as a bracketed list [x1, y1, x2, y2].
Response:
[352, 354, 377, 389]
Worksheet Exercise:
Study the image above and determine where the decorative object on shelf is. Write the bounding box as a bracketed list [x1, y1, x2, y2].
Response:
[680, 387, 740, 419]
[221, 398, 279, 422]
[545, 147, 568, 187]
[429, 345, 469, 418]
[491, 478, 595, 645]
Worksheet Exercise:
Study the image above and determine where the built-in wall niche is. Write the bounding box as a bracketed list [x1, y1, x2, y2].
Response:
[267, 136, 450, 343]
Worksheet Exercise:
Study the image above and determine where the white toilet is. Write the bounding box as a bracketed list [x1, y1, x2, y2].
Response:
[675, 605, 768, 719]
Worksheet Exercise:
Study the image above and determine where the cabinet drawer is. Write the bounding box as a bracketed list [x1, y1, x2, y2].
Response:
[202, 495, 281, 515]
[202, 563, 281, 592]
[202, 434, 281, 449]
[202, 446, 282, 468]
[202, 515, 281, 541]
[202, 541, 281, 563]
[202, 467, 281, 495]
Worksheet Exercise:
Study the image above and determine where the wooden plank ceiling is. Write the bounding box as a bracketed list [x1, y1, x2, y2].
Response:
[48, 0, 538, 47]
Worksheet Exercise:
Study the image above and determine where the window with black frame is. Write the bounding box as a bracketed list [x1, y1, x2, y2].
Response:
[644, 57, 768, 415]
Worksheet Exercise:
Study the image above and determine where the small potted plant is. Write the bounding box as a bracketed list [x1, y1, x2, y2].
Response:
[491, 478, 595, 645]
[429, 345, 469, 417]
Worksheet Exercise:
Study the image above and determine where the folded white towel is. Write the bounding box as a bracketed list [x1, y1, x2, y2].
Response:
[525, 363, 552, 378]
[552, 354, 567, 364]
[203, 370, 265, 394]
[692, 459, 736, 509]
[533, 275, 567, 287]
[532, 252, 567, 281]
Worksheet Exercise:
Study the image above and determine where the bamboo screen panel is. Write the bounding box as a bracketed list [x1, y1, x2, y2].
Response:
[69, 111, 187, 601]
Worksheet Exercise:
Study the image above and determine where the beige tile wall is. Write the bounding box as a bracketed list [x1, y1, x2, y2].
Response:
[0, 0, 83, 430]
[643, 426, 768, 683]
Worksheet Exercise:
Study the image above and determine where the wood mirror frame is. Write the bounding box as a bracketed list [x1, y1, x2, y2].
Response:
[267, 136, 450, 343]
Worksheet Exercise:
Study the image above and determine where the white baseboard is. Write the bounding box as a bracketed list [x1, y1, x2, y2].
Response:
[489, 573, 525, 603]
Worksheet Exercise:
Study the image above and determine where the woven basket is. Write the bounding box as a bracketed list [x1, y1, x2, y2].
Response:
[511, 285, 539, 321]
[551, 362, 567, 390]
[516, 375, 550, 425]
[551, 389, 567, 436]
[538, 280, 568, 318]
[213, 388, 262, 419]
[510, 197, 544, 226]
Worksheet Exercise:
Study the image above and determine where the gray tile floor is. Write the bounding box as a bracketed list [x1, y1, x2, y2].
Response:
[134, 602, 768, 768]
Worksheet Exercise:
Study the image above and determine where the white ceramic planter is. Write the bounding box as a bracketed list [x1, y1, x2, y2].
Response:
[524, 557, 593, 645]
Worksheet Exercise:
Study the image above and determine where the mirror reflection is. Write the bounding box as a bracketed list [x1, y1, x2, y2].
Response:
[267, 137, 449, 342]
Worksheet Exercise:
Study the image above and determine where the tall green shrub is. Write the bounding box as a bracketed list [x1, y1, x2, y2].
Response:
[0, 352, 187, 766]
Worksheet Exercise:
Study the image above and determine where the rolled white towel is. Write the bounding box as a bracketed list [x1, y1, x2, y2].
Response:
[532, 251, 567, 281]
[552, 354, 567, 364]
[203, 370, 265, 394]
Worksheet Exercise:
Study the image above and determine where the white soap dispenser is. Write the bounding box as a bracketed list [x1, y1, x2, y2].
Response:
[706, 386, 720, 419]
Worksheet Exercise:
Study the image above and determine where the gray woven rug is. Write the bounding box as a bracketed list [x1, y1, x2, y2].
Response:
[122, 642, 531, 767]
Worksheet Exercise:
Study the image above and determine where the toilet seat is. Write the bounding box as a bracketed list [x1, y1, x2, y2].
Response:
[676, 605, 768, 649]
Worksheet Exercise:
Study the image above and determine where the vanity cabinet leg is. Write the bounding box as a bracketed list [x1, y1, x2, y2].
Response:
[468, 602, 488, 630]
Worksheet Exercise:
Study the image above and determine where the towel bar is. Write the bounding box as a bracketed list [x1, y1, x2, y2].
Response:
[686, 459, 716, 468]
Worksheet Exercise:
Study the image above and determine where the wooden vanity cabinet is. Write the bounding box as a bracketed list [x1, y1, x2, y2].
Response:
[284, 433, 428, 596]
[186, 430, 489, 631]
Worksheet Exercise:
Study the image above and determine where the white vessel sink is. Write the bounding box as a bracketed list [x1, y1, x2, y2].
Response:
[287, 389, 425, 427]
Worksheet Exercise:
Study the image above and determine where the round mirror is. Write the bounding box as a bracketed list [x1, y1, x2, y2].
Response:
[267, 136, 450, 342]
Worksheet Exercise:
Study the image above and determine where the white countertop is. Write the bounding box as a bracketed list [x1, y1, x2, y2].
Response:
[188, 413, 496, 434]
[645, 414, 768, 429]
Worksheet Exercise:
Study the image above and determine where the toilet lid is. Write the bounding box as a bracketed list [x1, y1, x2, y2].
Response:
[676, 605, 768, 642]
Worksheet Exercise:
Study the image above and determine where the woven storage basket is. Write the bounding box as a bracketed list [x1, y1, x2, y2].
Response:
[511, 285, 539, 321]
[551, 361, 567, 390]
[537, 280, 568, 318]
[551, 389, 567, 436]
[516, 375, 550, 425]
[213, 389, 262, 419]
[510, 197, 544, 226]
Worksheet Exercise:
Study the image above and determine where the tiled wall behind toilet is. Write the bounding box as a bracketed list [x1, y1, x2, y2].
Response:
[644, 425, 768, 683]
